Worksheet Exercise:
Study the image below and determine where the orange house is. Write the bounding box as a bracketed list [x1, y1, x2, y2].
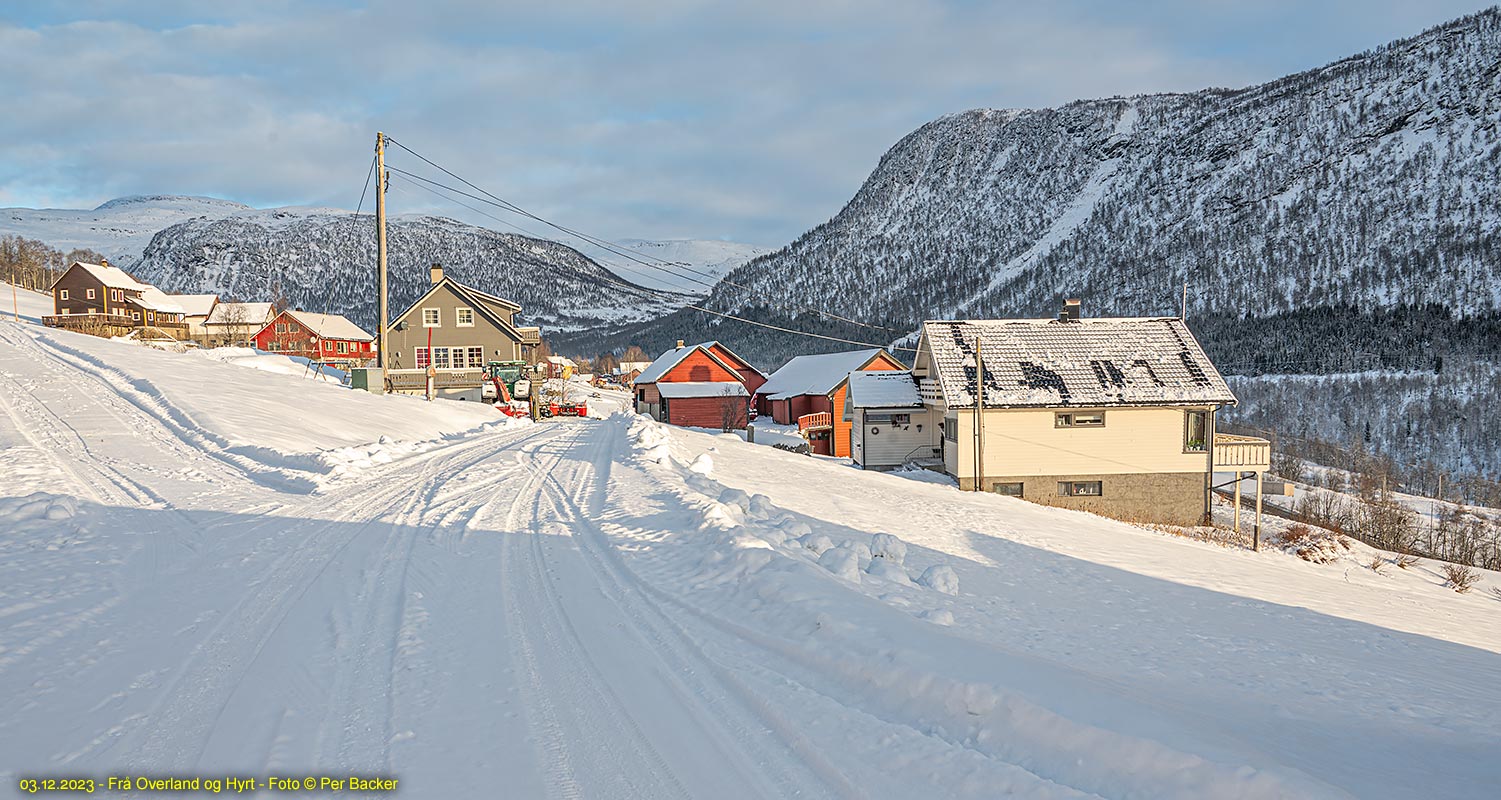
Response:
[754, 348, 907, 456]
[632, 340, 761, 429]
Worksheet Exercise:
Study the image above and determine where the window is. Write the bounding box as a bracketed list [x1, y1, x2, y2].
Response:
[432, 347, 452, 369]
[111, 289, 121, 301]
[61, 308, 70, 315]
[415, 347, 430, 369]
[992, 482, 1024, 497]
[1056, 411, 1105, 428]
[87, 288, 96, 299]
[456, 308, 474, 327]
[944, 415, 957, 442]
[467, 346, 484, 368]
[1185, 410, 1208, 453]
[1058, 481, 1103, 497]
[58, 289, 69, 300]
[132, 311, 141, 320]
[338, 341, 349, 354]
[275, 322, 288, 333]
[422, 308, 440, 327]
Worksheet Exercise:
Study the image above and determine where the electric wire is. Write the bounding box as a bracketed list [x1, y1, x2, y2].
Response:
[384, 136, 904, 333]
[387, 173, 916, 352]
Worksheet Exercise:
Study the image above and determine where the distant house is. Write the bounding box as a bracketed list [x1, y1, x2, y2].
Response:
[43, 261, 194, 339]
[847, 371, 934, 470]
[912, 300, 1269, 525]
[202, 302, 277, 347]
[252, 309, 375, 368]
[633, 340, 759, 429]
[754, 348, 906, 456]
[544, 355, 577, 379]
[384, 264, 541, 401]
[172, 294, 219, 340]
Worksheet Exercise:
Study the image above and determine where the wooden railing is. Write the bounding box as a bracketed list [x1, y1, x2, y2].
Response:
[43, 313, 136, 329]
[1213, 432, 1271, 470]
[386, 368, 486, 391]
[798, 412, 832, 433]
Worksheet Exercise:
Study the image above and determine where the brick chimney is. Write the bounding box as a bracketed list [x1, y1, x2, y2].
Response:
[430, 263, 444, 284]
[1059, 298, 1081, 322]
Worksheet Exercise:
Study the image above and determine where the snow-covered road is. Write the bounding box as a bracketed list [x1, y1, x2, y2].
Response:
[2, 321, 1498, 799]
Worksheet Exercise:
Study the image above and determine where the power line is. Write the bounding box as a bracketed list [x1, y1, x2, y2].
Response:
[354, 152, 377, 217]
[387, 172, 915, 353]
[383, 136, 904, 334]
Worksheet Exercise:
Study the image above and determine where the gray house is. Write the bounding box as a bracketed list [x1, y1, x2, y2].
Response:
[385, 264, 541, 401]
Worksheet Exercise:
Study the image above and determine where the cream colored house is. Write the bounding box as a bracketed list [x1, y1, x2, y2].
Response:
[913, 304, 1269, 526]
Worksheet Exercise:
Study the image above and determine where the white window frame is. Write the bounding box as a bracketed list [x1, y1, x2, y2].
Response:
[87, 288, 96, 300]
[338, 341, 349, 354]
[415, 347, 430, 369]
[58, 289, 69, 300]
[1056, 411, 1105, 428]
[432, 346, 452, 369]
[422, 308, 441, 328]
[456, 307, 475, 327]
[467, 346, 484, 368]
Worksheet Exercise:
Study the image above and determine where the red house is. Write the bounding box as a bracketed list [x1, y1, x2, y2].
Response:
[252, 309, 376, 367]
[753, 348, 907, 456]
[632, 340, 762, 429]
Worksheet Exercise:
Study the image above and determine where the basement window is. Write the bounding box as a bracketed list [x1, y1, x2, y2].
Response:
[1058, 481, 1103, 497]
[1056, 411, 1105, 428]
[991, 482, 1024, 497]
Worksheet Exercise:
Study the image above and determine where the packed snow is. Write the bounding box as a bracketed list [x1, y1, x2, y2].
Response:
[1, 318, 1498, 799]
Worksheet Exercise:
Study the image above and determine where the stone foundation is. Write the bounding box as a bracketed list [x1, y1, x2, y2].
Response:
[958, 471, 1207, 526]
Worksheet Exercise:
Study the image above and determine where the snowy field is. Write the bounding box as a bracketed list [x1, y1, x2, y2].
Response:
[2, 319, 1499, 799]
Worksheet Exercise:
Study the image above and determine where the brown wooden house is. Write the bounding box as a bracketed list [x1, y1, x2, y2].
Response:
[45, 261, 188, 338]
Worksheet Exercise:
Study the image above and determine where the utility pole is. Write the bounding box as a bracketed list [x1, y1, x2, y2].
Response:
[375, 131, 390, 371]
[974, 336, 985, 492]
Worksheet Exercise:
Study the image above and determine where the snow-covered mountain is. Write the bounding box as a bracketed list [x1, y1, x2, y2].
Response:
[130, 209, 688, 333]
[583, 239, 769, 295]
[0, 195, 253, 266]
[671, 9, 1501, 367]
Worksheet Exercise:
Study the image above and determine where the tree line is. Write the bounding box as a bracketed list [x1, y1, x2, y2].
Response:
[0, 235, 106, 291]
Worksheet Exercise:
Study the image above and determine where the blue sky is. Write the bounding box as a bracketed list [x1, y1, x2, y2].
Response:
[0, 1, 1491, 246]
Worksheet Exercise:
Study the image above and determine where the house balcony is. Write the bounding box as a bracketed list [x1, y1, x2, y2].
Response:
[43, 312, 137, 330]
[797, 411, 832, 434]
[1212, 432, 1271, 472]
[386, 368, 486, 392]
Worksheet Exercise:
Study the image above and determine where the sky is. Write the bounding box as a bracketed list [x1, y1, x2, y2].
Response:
[0, 1, 1492, 247]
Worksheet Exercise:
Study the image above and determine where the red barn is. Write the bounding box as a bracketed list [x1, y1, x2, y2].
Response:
[252, 309, 376, 368]
[753, 349, 907, 456]
[632, 340, 760, 429]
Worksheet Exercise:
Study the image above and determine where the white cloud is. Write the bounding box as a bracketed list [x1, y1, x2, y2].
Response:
[0, 1, 1489, 245]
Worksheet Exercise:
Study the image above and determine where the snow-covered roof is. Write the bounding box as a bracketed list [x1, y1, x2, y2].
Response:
[848, 370, 924, 408]
[283, 310, 374, 342]
[66, 261, 152, 292]
[132, 287, 186, 314]
[205, 302, 276, 326]
[635, 342, 739, 385]
[167, 293, 218, 317]
[921, 317, 1236, 409]
[656, 381, 748, 398]
[546, 355, 576, 366]
[758, 349, 887, 400]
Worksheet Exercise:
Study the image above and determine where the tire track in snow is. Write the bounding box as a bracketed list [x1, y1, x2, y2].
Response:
[531, 424, 862, 800]
[119, 423, 553, 772]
